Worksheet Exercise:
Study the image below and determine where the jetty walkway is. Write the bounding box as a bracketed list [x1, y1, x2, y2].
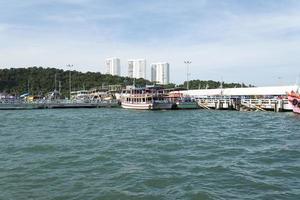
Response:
[174, 85, 299, 112]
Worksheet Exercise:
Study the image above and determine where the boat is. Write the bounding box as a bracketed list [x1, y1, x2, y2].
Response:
[168, 92, 199, 109]
[0, 98, 41, 110]
[121, 86, 173, 110]
[288, 91, 300, 114]
[70, 90, 90, 101]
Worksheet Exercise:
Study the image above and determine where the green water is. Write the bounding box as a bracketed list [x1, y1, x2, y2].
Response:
[0, 109, 299, 199]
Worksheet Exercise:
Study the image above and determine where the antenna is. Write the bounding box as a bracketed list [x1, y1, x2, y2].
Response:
[220, 77, 224, 96]
[184, 61, 192, 90]
[220, 77, 223, 89]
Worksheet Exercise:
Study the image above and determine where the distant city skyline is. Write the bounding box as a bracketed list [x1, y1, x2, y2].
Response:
[1, 0, 300, 86]
[106, 58, 170, 85]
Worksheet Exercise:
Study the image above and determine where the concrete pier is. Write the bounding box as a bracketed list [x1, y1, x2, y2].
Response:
[172, 85, 299, 112]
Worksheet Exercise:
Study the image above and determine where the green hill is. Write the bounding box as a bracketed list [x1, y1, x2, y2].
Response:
[0, 67, 151, 97]
[0, 67, 253, 97]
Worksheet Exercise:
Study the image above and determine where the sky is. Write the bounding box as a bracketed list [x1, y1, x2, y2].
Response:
[1, 0, 300, 86]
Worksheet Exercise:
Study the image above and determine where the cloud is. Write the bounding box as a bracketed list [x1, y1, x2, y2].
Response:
[0, 23, 10, 32]
[1, 0, 300, 86]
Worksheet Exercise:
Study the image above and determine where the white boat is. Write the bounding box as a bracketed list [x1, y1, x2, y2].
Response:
[70, 90, 90, 101]
[121, 86, 173, 110]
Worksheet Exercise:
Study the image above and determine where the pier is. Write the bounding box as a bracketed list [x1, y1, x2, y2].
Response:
[174, 85, 299, 112]
[196, 98, 290, 112]
[1, 85, 299, 112]
[0, 100, 120, 110]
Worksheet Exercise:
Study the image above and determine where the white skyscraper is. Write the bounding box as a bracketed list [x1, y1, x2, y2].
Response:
[105, 58, 121, 76]
[151, 62, 170, 85]
[128, 59, 146, 79]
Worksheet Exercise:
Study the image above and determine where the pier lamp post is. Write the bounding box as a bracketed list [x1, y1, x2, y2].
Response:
[67, 64, 73, 100]
[184, 61, 192, 90]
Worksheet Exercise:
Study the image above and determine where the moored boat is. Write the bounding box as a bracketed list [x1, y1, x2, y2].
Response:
[168, 92, 199, 109]
[288, 91, 300, 114]
[121, 86, 173, 110]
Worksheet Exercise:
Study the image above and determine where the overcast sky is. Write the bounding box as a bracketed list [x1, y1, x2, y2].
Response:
[1, 0, 300, 86]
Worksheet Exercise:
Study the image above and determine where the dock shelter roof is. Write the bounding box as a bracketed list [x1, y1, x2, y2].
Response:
[176, 85, 299, 97]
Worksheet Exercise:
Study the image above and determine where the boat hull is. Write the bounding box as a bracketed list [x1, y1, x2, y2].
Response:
[292, 106, 300, 114]
[121, 102, 173, 110]
[0, 103, 40, 110]
[176, 102, 199, 109]
[154, 102, 174, 110]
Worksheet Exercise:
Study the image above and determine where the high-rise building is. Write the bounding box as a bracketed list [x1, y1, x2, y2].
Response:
[128, 59, 146, 79]
[105, 58, 121, 76]
[151, 62, 170, 85]
[128, 60, 134, 78]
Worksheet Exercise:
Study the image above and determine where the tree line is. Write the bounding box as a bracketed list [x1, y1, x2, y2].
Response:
[0, 67, 151, 97]
[180, 80, 254, 90]
[0, 67, 253, 97]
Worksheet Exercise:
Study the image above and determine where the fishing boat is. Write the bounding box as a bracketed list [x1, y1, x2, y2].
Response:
[168, 92, 199, 109]
[121, 86, 173, 110]
[288, 91, 300, 114]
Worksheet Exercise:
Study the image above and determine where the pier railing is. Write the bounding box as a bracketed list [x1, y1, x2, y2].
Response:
[195, 98, 291, 112]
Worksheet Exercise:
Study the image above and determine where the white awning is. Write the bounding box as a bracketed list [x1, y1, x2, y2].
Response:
[172, 85, 299, 97]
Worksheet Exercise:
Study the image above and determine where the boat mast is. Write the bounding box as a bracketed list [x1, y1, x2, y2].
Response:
[59, 81, 61, 95]
[67, 64, 73, 100]
[55, 73, 57, 100]
[27, 79, 30, 95]
[55, 73, 57, 92]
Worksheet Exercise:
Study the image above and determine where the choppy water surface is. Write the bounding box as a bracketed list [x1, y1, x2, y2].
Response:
[0, 109, 299, 199]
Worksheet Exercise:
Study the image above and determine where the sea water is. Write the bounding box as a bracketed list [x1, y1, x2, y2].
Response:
[0, 109, 299, 199]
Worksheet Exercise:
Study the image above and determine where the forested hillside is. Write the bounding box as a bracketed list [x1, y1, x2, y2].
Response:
[0, 67, 151, 96]
[0, 67, 253, 96]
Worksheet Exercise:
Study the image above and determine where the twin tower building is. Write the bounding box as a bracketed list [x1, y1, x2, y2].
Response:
[105, 58, 170, 85]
